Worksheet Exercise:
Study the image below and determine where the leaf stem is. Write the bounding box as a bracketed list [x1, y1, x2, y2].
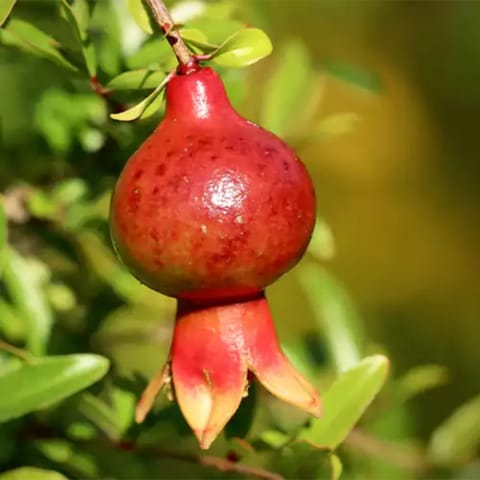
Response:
[144, 0, 194, 68]
[0, 339, 35, 363]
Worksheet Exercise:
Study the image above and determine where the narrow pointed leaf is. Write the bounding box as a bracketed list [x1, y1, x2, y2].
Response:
[298, 263, 365, 372]
[260, 39, 317, 137]
[299, 355, 389, 449]
[393, 364, 449, 404]
[0, 354, 110, 422]
[2, 249, 53, 355]
[180, 28, 217, 53]
[1, 19, 78, 72]
[107, 69, 166, 91]
[60, 0, 86, 42]
[326, 61, 381, 91]
[127, 0, 153, 34]
[0, 0, 17, 27]
[83, 40, 96, 76]
[429, 394, 480, 466]
[78, 392, 121, 439]
[110, 75, 170, 121]
[210, 28, 272, 68]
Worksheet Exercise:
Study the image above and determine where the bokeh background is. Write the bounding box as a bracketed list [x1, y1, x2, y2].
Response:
[1, 1, 479, 479]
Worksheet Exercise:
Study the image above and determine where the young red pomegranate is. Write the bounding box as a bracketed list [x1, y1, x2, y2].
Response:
[110, 65, 321, 449]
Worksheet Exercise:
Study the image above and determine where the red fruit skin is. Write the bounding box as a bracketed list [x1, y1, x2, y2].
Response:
[110, 67, 315, 300]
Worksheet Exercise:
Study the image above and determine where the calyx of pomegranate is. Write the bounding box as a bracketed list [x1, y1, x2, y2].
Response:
[110, 65, 321, 449]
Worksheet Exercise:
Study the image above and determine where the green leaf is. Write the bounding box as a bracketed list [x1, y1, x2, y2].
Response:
[307, 217, 336, 261]
[71, 0, 90, 37]
[127, 0, 153, 34]
[60, 0, 86, 42]
[107, 69, 166, 90]
[210, 28, 272, 68]
[78, 392, 121, 439]
[429, 394, 480, 466]
[110, 73, 170, 121]
[186, 18, 244, 45]
[274, 441, 335, 479]
[180, 28, 217, 54]
[126, 37, 174, 70]
[0, 354, 109, 422]
[299, 355, 389, 449]
[298, 263, 365, 372]
[0, 467, 68, 480]
[0, 0, 17, 27]
[83, 40, 96, 76]
[60, 0, 96, 76]
[0, 299, 27, 341]
[326, 61, 381, 91]
[0, 196, 6, 272]
[310, 113, 360, 140]
[260, 39, 317, 137]
[330, 453, 343, 480]
[2, 249, 53, 355]
[393, 364, 449, 404]
[1, 19, 78, 72]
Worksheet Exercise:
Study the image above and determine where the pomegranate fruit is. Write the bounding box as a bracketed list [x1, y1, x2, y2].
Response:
[110, 65, 321, 449]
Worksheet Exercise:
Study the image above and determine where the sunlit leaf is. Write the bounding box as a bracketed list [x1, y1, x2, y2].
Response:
[326, 60, 381, 91]
[107, 69, 166, 90]
[0, 19, 78, 72]
[299, 355, 389, 448]
[330, 453, 343, 480]
[0, 354, 109, 422]
[260, 39, 317, 137]
[2, 249, 53, 355]
[110, 73, 170, 121]
[429, 394, 480, 466]
[139, 87, 166, 119]
[0, 467, 68, 480]
[0, 0, 17, 27]
[210, 28, 272, 68]
[127, 0, 153, 34]
[298, 263, 365, 372]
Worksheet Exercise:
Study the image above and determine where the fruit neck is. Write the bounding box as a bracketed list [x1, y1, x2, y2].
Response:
[165, 67, 240, 123]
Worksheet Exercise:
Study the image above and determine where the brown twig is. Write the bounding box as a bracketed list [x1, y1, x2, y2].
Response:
[137, 447, 284, 480]
[24, 429, 283, 480]
[143, 0, 194, 67]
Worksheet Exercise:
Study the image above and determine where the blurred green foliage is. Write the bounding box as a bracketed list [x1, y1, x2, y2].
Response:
[0, 1, 479, 479]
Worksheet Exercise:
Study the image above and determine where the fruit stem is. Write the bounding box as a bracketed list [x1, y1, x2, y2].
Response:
[144, 0, 194, 68]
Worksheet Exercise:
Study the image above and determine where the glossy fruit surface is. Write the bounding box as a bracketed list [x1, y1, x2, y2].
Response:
[110, 67, 315, 300]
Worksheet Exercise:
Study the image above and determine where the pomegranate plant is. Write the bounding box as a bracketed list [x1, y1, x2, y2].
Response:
[110, 3, 321, 449]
